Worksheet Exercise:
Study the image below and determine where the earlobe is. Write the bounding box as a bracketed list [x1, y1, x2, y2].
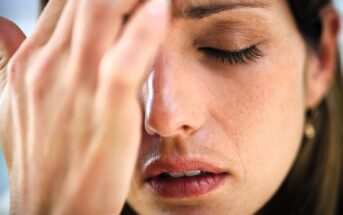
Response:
[305, 5, 340, 109]
[0, 17, 26, 70]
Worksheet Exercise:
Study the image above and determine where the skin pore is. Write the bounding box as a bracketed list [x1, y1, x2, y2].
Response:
[128, 0, 332, 214]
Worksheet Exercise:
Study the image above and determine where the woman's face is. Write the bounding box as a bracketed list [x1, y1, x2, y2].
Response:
[128, 0, 307, 214]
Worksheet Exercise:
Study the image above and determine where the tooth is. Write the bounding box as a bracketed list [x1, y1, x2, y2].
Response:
[169, 172, 185, 177]
[185, 170, 202, 177]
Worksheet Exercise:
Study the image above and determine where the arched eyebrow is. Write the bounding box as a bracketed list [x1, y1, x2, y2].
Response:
[176, 0, 269, 19]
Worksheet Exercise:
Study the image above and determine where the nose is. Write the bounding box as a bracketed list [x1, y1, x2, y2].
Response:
[144, 50, 206, 138]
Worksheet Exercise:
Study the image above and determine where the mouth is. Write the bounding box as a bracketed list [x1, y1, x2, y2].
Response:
[143, 159, 229, 198]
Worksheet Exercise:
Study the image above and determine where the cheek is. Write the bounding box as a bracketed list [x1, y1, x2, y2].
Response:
[208, 36, 307, 206]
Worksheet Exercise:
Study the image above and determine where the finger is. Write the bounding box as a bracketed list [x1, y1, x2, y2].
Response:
[70, 0, 139, 73]
[27, 0, 68, 47]
[71, 0, 170, 213]
[95, 0, 170, 199]
[98, 0, 170, 96]
[23, 0, 78, 106]
[45, 0, 77, 49]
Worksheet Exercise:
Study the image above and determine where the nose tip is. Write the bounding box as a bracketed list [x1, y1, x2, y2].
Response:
[145, 109, 196, 137]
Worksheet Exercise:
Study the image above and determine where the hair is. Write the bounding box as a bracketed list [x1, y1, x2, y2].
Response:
[39, 1, 343, 214]
[257, 1, 343, 214]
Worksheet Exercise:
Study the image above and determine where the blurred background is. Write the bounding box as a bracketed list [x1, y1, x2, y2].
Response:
[0, 0, 343, 214]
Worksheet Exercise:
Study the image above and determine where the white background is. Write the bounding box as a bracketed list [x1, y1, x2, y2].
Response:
[0, 0, 343, 214]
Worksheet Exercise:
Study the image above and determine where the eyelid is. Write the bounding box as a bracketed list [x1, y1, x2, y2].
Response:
[193, 21, 267, 47]
[199, 45, 263, 65]
[210, 45, 257, 53]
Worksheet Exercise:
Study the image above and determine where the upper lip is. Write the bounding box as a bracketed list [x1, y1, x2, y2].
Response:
[143, 158, 229, 181]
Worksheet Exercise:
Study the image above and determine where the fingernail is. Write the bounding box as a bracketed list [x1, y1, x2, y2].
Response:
[146, 0, 171, 18]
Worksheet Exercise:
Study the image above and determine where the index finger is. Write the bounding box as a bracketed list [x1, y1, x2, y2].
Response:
[26, 0, 67, 47]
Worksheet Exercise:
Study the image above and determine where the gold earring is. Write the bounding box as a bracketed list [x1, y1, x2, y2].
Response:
[304, 109, 318, 140]
[304, 121, 316, 140]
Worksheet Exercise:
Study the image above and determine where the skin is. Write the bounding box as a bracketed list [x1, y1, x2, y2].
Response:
[0, 0, 340, 214]
[128, 1, 340, 214]
[130, 1, 304, 214]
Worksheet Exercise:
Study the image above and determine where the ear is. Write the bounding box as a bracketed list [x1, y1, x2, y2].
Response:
[0, 17, 26, 70]
[305, 5, 341, 109]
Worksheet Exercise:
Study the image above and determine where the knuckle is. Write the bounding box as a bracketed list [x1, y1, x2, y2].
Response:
[25, 52, 56, 98]
[6, 42, 36, 88]
[7, 53, 26, 87]
[99, 53, 139, 102]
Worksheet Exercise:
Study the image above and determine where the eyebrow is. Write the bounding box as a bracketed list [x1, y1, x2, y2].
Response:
[178, 1, 269, 19]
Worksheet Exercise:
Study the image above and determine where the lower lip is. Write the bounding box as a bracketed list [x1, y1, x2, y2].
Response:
[147, 173, 228, 198]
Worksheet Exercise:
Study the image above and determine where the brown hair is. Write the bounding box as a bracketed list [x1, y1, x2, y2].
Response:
[39, 1, 343, 214]
[258, 1, 343, 214]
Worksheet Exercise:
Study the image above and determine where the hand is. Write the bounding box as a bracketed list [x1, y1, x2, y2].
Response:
[0, 0, 169, 214]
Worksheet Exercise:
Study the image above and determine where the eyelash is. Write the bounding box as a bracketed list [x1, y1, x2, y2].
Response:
[199, 45, 263, 65]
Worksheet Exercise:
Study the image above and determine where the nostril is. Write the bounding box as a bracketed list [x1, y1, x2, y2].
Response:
[145, 119, 194, 137]
[182, 125, 190, 131]
[181, 125, 195, 135]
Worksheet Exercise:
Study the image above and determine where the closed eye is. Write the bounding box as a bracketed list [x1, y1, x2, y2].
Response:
[199, 45, 263, 65]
